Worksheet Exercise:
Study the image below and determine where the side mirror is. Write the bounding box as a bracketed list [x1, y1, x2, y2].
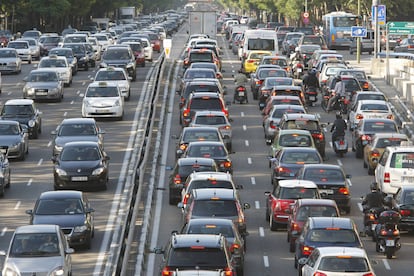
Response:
[25, 209, 33, 215]
[298, 258, 308, 265]
[66, 248, 75, 254]
[243, 203, 251, 209]
[86, 208, 95, 213]
[346, 174, 352, 179]
[50, 130, 57, 136]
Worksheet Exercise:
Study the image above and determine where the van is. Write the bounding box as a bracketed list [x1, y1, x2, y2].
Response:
[241, 29, 279, 61]
[349, 30, 374, 55]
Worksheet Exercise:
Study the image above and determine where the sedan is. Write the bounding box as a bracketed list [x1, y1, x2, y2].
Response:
[37, 55, 73, 87]
[23, 69, 64, 102]
[49, 47, 78, 75]
[349, 100, 393, 130]
[52, 141, 110, 191]
[26, 190, 95, 249]
[93, 67, 131, 100]
[394, 186, 414, 232]
[51, 117, 105, 157]
[0, 48, 22, 74]
[0, 120, 29, 160]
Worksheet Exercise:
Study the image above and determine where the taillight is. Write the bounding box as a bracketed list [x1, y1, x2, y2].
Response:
[301, 245, 313, 255]
[408, 45, 414, 49]
[256, 80, 263, 86]
[339, 187, 349, 195]
[270, 121, 277, 129]
[219, 125, 231, 131]
[222, 108, 229, 118]
[384, 172, 390, 183]
[162, 266, 173, 276]
[368, 213, 376, 220]
[370, 150, 380, 158]
[184, 59, 189, 65]
[313, 133, 324, 140]
[356, 114, 364, 120]
[247, 59, 255, 63]
[230, 243, 241, 253]
[174, 174, 181, 185]
[183, 193, 190, 205]
[362, 82, 369, 89]
[183, 109, 190, 118]
[339, 140, 345, 145]
[387, 114, 394, 119]
[179, 144, 187, 151]
[361, 135, 371, 142]
[400, 209, 411, 216]
[393, 229, 400, 235]
[221, 161, 232, 169]
[292, 223, 300, 231]
[224, 267, 233, 276]
[314, 272, 328, 276]
[277, 167, 291, 175]
[237, 86, 246, 92]
[363, 273, 375, 276]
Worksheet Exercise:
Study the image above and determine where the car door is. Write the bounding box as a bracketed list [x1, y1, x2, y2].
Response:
[375, 148, 389, 191]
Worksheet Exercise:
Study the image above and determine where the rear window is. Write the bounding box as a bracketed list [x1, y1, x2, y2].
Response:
[280, 187, 318, 199]
[247, 39, 275, 51]
[183, 131, 220, 142]
[184, 70, 216, 79]
[186, 224, 234, 238]
[189, 53, 213, 62]
[360, 103, 389, 111]
[190, 98, 222, 110]
[266, 78, 293, 86]
[273, 90, 301, 97]
[303, 168, 345, 182]
[364, 122, 397, 132]
[296, 206, 338, 221]
[302, 36, 324, 45]
[279, 133, 312, 147]
[262, 58, 287, 67]
[192, 199, 238, 217]
[187, 144, 227, 158]
[355, 94, 386, 102]
[178, 165, 215, 175]
[281, 151, 321, 164]
[258, 69, 287, 78]
[390, 152, 414, 169]
[284, 119, 320, 131]
[272, 99, 301, 105]
[183, 85, 220, 99]
[376, 137, 407, 148]
[308, 229, 358, 243]
[318, 256, 370, 272]
[168, 247, 227, 267]
[194, 115, 226, 125]
[189, 180, 234, 191]
[249, 52, 270, 59]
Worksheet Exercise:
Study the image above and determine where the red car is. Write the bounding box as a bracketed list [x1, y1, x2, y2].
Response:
[121, 41, 145, 67]
[265, 180, 320, 231]
[286, 198, 340, 252]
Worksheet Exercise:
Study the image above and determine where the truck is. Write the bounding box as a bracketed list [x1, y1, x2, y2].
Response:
[119, 7, 136, 23]
[188, 11, 217, 39]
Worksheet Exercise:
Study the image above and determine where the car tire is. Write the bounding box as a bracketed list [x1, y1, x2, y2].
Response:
[363, 160, 367, 168]
[6, 174, 10, 188]
[32, 130, 38, 139]
[169, 189, 177, 205]
[356, 143, 363, 158]
[84, 235, 92, 250]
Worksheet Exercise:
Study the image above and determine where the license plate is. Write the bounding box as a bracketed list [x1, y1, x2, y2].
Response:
[96, 109, 110, 113]
[36, 92, 48, 95]
[238, 91, 245, 96]
[371, 223, 377, 230]
[319, 189, 334, 194]
[72, 176, 88, 181]
[309, 96, 316, 101]
[402, 176, 414, 183]
[386, 239, 395, 246]
[297, 68, 302, 73]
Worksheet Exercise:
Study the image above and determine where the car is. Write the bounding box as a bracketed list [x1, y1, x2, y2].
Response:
[0, 48, 22, 74]
[318, 63, 348, 87]
[1, 224, 73, 276]
[23, 68, 65, 101]
[62, 43, 90, 71]
[261, 95, 304, 117]
[144, 31, 161, 53]
[189, 111, 232, 151]
[265, 179, 320, 231]
[348, 100, 393, 130]
[351, 118, 399, 158]
[270, 85, 305, 105]
[350, 90, 388, 111]
[250, 66, 287, 99]
[93, 67, 131, 100]
[22, 29, 42, 40]
[0, 99, 42, 139]
[37, 55, 73, 86]
[154, 233, 236, 275]
[181, 188, 250, 236]
[296, 164, 352, 214]
[298, 44, 322, 68]
[183, 48, 221, 71]
[87, 36, 102, 60]
[168, 157, 218, 205]
[277, 113, 327, 159]
[51, 117, 105, 157]
[298, 34, 328, 50]
[287, 199, 340, 253]
[92, 33, 112, 52]
[294, 217, 363, 268]
[363, 133, 408, 175]
[375, 146, 414, 194]
[82, 42, 98, 67]
[178, 79, 225, 109]
[18, 37, 41, 60]
[268, 129, 315, 162]
[337, 68, 371, 91]
[7, 40, 32, 63]
[349, 30, 375, 55]
[394, 38, 414, 53]
[63, 33, 88, 44]
[26, 190, 95, 248]
[270, 147, 323, 187]
[0, 147, 10, 196]
[49, 47, 78, 75]
[179, 218, 245, 275]
[179, 68, 218, 93]
[281, 32, 304, 55]
[52, 141, 110, 191]
[299, 247, 375, 276]
[242, 50, 272, 74]
[81, 81, 124, 120]
[183, 141, 233, 174]
[0, 120, 29, 160]
[100, 45, 137, 81]
[258, 77, 294, 99]
[323, 74, 362, 101]
[38, 34, 63, 56]
[131, 36, 153, 61]
[307, 49, 337, 69]
[121, 41, 145, 67]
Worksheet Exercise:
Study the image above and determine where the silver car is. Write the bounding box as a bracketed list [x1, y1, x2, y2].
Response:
[23, 69, 64, 101]
[0, 48, 22, 74]
[1, 224, 73, 276]
[0, 120, 29, 160]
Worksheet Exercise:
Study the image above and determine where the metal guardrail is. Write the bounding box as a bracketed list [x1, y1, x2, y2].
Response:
[376, 52, 414, 60]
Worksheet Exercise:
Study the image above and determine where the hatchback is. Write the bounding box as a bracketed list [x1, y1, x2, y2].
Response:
[184, 141, 232, 173]
[349, 100, 393, 129]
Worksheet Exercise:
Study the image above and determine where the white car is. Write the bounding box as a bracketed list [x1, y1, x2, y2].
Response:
[38, 55, 73, 86]
[300, 246, 375, 276]
[18, 37, 41, 60]
[349, 99, 393, 130]
[7, 40, 32, 63]
[93, 67, 131, 100]
[87, 36, 102, 60]
[92, 33, 112, 52]
[82, 81, 124, 120]
[137, 37, 153, 61]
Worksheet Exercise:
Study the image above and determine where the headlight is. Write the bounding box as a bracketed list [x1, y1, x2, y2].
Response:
[80, 57, 87, 61]
[55, 168, 67, 176]
[92, 167, 105, 175]
[50, 266, 65, 276]
[9, 144, 19, 150]
[8, 62, 17, 66]
[83, 100, 91, 107]
[28, 120, 35, 127]
[3, 267, 19, 276]
[74, 225, 88, 232]
[26, 87, 35, 95]
[126, 63, 133, 68]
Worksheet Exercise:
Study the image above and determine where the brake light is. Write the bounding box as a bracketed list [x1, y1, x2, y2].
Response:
[368, 213, 376, 220]
[183, 109, 190, 118]
[301, 245, 313, 255]
[400, 209, 411, 216]
[221, 161, 232, 168]
[184, 59, 189, 65]
[162, 266, 173, 276]
[314, 272, 328, 276]
[362, 82, 369, 89]
[237, 86, 246, 92]
[219, 125, 231, 131]
[408, 45, 414, 49]
[384, 172, 390, 183]
[393, 229, 400, 235]
[339, 140, 345, 145]
[361, 135, 372, 141]
[313, 133, 324, 140]
[277, 166, 291, 175]
[363, 273, 375, 276]
[356, 114, 364, 120]
[230, 243, 241, 253]
[179, 144, 187, 151]
[224, 267, 233, 276]
[338, 187, 349, 195]
[370, 150, 380, 158]
[270, 121, 277, 129]
[256, 80, 263, 86]
[183, 193, 190, 205]
[174, 174, 181, 185]
[387, 114, 394, 119]
[292, 223, 300, 231]
[247, 59, 255, 63]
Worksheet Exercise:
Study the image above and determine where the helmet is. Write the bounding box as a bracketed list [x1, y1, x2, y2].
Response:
[335, 112, 342, 119]
[335, 75, 342, 81]
[370, 182, 378, 192]
[383, 195, 394, 208]
[295, 47, 300, 52]
[309, 69, 317, 75]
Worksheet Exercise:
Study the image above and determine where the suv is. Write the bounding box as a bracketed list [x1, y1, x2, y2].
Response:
[375, 146, 414, 194]
[180, 92, 228, 127]
[277, 113, 326, 159]
[100, 45, 136, 81]
[154, 233, 236, 275]
[0, 99, 42, 139]
[294, 217, 363, 268]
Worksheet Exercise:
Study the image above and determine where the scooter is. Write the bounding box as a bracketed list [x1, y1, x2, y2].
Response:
[332, 135, 348, 157]
[363, 207, 380, 239]
[374, 210, 401, 259]
[304, 86, 318, 106]
[233, 85, 248, 104]
[291, 61, 304, 79]
[258, 91, 270, 110]
[322, 91, 349, 114]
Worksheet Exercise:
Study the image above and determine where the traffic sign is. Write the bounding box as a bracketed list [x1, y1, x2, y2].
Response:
[372, 4, 386, 25]
[351, 26, 367, 37]
[387, 22, 414, 35]
[303, 12, 309, 18]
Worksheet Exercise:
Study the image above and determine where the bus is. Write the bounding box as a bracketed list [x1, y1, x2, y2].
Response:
[322, 11, 359, 49]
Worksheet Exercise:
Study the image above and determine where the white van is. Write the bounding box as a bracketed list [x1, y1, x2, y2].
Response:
[240, 29, 279, 60]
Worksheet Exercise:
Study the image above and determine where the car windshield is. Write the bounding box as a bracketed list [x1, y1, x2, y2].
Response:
[303, 168, 345, 182]
[96, 71, 126, 81]
[10, 233, 60, 257]
[86, 86, 119, 97]
[103, 50, 130, 60]
[192, 199, 238, 217]
[318, 256, 370, 272]
[60, 146, 100, 161]
[186, 224, 234, 238]
[0, 50, 16, 58]
[279, 187, 318, 199]
[296, 206, 338, 221]
[168, 247, 227, 267]
[308, 229, 357, 243]
[0, 124, 20, 135]
[2, 105, 34, 115]
[58, 124, 97, 136]
[194, 115, 226, 125]
[8, 42, 28, 49]
[35, 199, 84, 215]
[281, 151, 321, 164]
[29, 72, 58, 82]
[187, 145, 227, 158]
[279, 134, 312, 147]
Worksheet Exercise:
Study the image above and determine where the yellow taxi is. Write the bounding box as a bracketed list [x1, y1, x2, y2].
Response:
[242, 50, 272, 74]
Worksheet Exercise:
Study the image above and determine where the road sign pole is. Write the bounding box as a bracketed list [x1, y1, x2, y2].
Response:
[357, 0, 361, 63]
[373, 4, 379, 57]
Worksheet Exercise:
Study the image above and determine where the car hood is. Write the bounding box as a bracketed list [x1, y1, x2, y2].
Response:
[55, 136, 99, 147]
[24, 81, 60, 89]
[84, 97, 120, 107]
[0, 57, 19, 63]
[58, 160, 101, 172]
[5, 256, 64, 273]
[32, 214, 86, 227]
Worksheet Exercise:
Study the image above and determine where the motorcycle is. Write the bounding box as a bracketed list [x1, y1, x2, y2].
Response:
[291, 61, 304, 79]
[332, 135, 348, 157]
[304, 86, 318, 107]
[321, 90, 349, 114]
[362, 207, 381, 239]
[373, 210, 401, 259]
[258, 91, 270, 110]
[234, 85, 248, 104]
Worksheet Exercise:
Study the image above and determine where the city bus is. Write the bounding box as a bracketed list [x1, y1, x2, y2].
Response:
[322, 11, 359, 49]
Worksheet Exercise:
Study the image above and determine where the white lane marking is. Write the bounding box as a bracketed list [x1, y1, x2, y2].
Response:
[7, 91, 11, 95]
[259, 227, 265, 237]
[263, 256, 269, 267]
[27, 178, 32, 186]
[37, 158, 43, 166]
[347, 179, 352, 187]
[76, 90, 80, 95]
[382, 259, 391, 270]
[64, 111, 67, 117]
[243, 125, 247, 131]
[245, 140, 249, 146]
[14, 201, 21, 210]
[241, 112, 245, 117]
[357, 202, 363, 212]
[1, 227, 7, 237]
[47, 141, 52, 147]
[251, 177, 256, 185]
[255, 201, 260, 209]
[337, 159, 343, 166]
[82, 81, 86, 86]
[247, 157, 252, 164]
[70, 100, 74, 104]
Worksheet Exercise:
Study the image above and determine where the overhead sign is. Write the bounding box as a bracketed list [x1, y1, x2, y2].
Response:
[351, 26, 367, 37]
[372, 4, 386, 25]
[387, 21, 414, 35]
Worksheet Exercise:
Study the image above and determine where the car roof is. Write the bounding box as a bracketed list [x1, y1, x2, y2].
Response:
[315, 246, 368, 257]
[302, 164, 343, 170]
[182, 126, 221, 133]
[177, 157, 216, 166]
[4, 99, 34, 105]
[15, 224, 60, 234]
[30, 68, 60, 75]
[278, 179, 318, 188]
[88, 81, 118, 88]
[283, 113, 319, 120]
[189, 171, 233, 181]
[186, 218, 235, 226]
[189, 92, 221, 98]
[308, 217, 354, 229]
[39, 190, 83, 200]
[61, 118, 97, 124]
[171, 234, 223, 249]
[192, 188, 237, 200]
[296, 198, 338, 207]
[278, 129, 312, 135]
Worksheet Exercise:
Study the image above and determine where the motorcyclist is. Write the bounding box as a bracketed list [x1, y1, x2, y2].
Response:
[233, 72, 249, 103]
[362, 183, 384, 212]
[330, 112, 347, 143]
[290, 47, 304, 63]
[326, 76, 346, 112]
[302, 69, 320, 91]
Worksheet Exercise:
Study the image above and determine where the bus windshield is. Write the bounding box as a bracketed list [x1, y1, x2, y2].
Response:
[333, 16, 358, 27]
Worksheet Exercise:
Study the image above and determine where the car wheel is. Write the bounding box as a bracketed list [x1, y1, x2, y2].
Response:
[19, 149, 26, 161]
[363, 159, 367, 168]
[265, 205, 270, 221]
[356, 143, 363, 158]
[132, 72, 137, 81]
[270, 213, 278, 231]
[84, 235, 92, 250]
[32, 129, 38, 139]
[6, 173, 10, 188]
[169, 189, 177, 205]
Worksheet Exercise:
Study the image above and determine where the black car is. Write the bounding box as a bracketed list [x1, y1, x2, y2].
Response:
[394, 186, 414, 231]
[0, 99, 42, 139]
[62, 43, 89, 71]
[100, 45, 136, 81]
[26, 190, 95, 248]
[178, 79, 224, 109]
[296, 164, 352, 214]
[52, 141, 110, 191]
[168, 157, 218, 205]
